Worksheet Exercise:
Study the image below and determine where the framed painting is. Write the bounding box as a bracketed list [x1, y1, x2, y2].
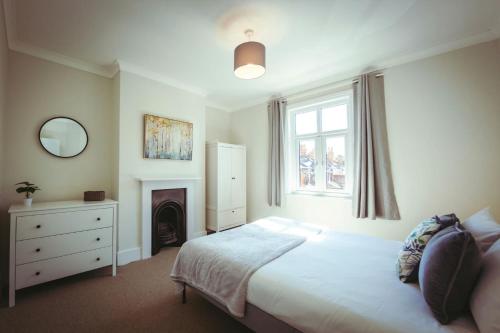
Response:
[144, 114, 193, 160]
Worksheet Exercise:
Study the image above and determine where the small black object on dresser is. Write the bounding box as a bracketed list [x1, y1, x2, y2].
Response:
[84, 191, 105, 201]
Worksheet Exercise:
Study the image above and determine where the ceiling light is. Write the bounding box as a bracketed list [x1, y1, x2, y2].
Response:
[234, 29, 266, 80]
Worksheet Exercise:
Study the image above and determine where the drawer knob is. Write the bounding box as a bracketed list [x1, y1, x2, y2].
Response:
[96, 257, 101, 261]
[96, 237, 101, 241]
[97, 217, 101, 221]
[36, 225, 41, 229]
[35, 271, 40, 276]
[232, 210, 235, 213]
[36, 248, 41, 252]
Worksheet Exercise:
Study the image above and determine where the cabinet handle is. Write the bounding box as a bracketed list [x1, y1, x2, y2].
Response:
[36, 248, 41, 252]
[96, 237, 101, 241]
[35, 271, 40, 276]
[36, 225, 41, 229]
[232, 177, 236, 180]
[97, 217, 101, 221]
[96, 257, 101, 261]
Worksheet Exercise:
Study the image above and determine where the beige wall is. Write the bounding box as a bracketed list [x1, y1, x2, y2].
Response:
[3, 52, 115, 203]
[383, 39, 500, 239]
[0, 0, 9, 292]
[117, 71, 206, 253]
[231, 39, 500, 241]
[0, 55, 208, 284]
[0, 52, 115, 289]
[206, 106, 232, 143]
[0, 0, 7, 195]
[111, 72, 120, 200]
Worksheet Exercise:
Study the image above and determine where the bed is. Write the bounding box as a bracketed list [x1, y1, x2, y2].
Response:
[171, 217, 479, 333]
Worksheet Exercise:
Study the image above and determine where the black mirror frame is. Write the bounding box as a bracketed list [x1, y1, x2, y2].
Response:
[39, 116, 89, 158]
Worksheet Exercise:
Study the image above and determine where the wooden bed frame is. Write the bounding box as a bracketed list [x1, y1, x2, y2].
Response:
[182, 283, 301, 333]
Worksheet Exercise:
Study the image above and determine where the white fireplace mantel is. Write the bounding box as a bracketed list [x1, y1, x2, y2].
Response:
[137, 177, 201, 182]
[138, 177, 203, 259]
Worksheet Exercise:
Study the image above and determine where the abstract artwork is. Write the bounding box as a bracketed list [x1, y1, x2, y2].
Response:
[144, 114, 193, 160]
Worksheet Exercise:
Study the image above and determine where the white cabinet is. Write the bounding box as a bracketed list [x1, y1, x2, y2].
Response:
[8, 199, 118, 307]
[206, 142, 246, 231]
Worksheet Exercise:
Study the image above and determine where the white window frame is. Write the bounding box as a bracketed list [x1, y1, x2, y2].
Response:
[287, 90, 354, 197]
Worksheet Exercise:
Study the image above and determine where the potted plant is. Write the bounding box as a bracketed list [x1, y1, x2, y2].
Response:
[15, 181, 41, 207]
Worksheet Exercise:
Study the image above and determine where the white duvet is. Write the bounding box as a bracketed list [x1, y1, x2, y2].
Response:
[247, 230, 479, 333]
[171, 217, 322, 317]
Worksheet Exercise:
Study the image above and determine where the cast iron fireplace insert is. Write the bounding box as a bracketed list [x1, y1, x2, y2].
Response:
[151, 188, 186, 255]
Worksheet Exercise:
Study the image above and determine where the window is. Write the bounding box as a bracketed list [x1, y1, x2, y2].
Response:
[288, 91, 353, 196]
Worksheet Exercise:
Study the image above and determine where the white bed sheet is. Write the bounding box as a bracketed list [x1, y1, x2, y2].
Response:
[247, 230, 478, 333]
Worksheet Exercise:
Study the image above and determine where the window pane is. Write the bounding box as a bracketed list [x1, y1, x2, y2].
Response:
[326, 136, 346, 190]
[322, 104, 347, 131]
[298, 139, 316, 189]
[295, 111, 317, 135]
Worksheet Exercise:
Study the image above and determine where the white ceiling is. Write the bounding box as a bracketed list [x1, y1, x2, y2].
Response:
[4, 0, 500, 110]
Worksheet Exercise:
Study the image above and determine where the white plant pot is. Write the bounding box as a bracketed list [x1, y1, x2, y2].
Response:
[24, 198, 33, 207]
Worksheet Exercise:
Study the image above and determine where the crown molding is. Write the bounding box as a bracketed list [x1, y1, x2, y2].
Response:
[1, 0, 214, 104]
[204, 100, 231, 112]
[116, 60, 207, 97]
[374, 29, 500, 71]
[2, 0, 115, 78]
[2, 0, 208, 97]
[3, 0, 500, 113]
[10, 40, 116, 77]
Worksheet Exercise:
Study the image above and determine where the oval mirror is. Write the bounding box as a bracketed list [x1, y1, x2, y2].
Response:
[39, 117, 88, 158]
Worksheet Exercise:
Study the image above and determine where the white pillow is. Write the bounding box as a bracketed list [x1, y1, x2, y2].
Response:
[469, 240, 500, 333]
[463, 208, 500, 252]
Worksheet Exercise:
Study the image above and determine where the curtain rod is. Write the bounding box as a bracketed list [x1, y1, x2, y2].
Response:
[352, 73, 384, 83]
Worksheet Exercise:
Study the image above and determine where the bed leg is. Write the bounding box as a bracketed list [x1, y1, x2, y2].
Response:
[182, 283, 187, 304]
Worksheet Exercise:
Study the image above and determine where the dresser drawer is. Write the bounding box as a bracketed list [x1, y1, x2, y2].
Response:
[16, 208, 113, 240]
[16, 228, 112, 265]
[16, 247, 112, 290]
[232, 207, 246, 225]
[219, 207, 246, 230]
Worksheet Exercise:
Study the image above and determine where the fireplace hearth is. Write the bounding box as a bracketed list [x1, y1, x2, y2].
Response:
[152, 188, 186, 255]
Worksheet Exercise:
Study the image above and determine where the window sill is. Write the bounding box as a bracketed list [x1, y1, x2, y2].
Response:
[288, 190, 352, 199]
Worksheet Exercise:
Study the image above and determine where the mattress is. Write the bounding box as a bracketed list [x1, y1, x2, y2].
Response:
[247, 230, 479, 333]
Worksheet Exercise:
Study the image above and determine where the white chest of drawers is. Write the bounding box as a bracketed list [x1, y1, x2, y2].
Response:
[8, 199, 118, 307]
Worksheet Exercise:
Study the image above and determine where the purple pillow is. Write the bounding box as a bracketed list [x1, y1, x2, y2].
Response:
[419, 224, 482, 324]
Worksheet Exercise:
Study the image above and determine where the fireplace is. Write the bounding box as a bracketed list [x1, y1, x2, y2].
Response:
[138, 177, 202, 260]
[151, 188, 186, 255]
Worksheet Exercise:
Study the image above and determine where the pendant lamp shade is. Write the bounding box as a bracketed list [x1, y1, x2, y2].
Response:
[234, 41, 266, 79]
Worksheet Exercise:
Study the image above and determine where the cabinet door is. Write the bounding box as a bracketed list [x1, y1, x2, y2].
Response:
[230, 147, 245, 208]
[219, 147, 232, 210]
[218, 210, 234, 229]
[218, 208, 246, 231]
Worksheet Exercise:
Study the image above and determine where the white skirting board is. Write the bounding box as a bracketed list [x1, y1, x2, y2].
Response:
[117, 247, 141, 266]
[117, 230, 207, 266]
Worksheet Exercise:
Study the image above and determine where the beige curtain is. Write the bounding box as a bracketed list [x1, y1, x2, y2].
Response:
[353, 73, 400, 219]
[268, 98, 287, 207]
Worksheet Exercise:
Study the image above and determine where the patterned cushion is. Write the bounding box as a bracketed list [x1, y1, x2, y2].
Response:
[397, 214, 459, 282]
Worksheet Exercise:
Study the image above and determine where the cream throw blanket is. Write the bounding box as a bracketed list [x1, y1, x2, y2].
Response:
[170, 217, 322, 317]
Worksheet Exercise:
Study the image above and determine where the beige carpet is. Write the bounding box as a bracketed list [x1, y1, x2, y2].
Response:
[0, 247, 252, 333]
